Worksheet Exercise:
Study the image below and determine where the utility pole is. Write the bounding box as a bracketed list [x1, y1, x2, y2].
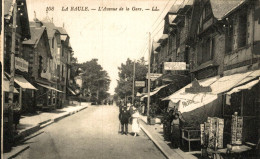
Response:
[147, 32, 151, 118]
[132, 60, 135, 105]
[8, 2, 17, 143]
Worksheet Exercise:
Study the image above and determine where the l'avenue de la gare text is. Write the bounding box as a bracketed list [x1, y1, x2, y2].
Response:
[62, 6, 159, 11]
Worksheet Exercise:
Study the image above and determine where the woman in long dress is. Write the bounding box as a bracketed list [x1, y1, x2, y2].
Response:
[131, 107, 140, 137]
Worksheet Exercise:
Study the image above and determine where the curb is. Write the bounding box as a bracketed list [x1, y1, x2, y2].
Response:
[8, 106, 88, 158]
[139, 120, 197, 159]
[14, 124, 40, 141]
[3, 145, 30, 159]
[139, 124, 180, 159]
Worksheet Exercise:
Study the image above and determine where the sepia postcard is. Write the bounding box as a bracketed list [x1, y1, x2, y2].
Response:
[1, 0, 260, 158]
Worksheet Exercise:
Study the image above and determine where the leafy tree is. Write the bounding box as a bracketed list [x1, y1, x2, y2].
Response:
[79, 59, 111, 103]
[69, 52, 81, 92]
[115, 57, 147, 101]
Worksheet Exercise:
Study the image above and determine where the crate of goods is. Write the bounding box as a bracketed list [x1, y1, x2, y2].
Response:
[231, 112, 243, 145]
[203, 117, 224, 149]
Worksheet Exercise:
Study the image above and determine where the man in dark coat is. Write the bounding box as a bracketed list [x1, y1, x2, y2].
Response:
[119, 105, 130, 135]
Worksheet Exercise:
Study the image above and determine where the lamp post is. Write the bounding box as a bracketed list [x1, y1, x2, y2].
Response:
[7, 2, 17, 145]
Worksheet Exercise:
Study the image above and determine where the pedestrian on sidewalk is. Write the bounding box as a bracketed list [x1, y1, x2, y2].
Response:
[119, 105, 130, 135]
[13, 101, 21, 130]
[131, 106, 140, 137]
[171, 112, 185, 149]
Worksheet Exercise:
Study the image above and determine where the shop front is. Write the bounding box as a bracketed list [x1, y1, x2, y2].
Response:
[35, 83, 64, 110]
[12, 75, 37, 113]
[163, 69, 260, 154]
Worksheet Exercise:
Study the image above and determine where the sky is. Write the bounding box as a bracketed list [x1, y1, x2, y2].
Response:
[26, 0, 184, 94]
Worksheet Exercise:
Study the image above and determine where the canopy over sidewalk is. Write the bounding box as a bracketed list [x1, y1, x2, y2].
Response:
[141, 84, 169, 100]
[163, 69, 260, 127]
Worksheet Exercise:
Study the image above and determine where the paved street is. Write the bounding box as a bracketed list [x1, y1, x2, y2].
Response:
[13, 105, 165, 159]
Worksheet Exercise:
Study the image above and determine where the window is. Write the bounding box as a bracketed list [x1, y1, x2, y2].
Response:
[52, 38, 54, 49]
[38, 56, 43, 77]
[176, 30, 180, 57]
[202, 37, 215, 63]
[225, 18, 234, 54]
[204, 3, 212, 18]
[62, 47, 64, 57]
[61, 65, 64, 79]
[168, 36, 172, 55]
[238, 8, 247, 48]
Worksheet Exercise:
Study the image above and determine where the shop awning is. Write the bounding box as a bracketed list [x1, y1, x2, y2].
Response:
[210, 69, 260, 94]
[163, 76, 219, 113]
[67, 87, 76, 95]
[37, 83, 64, 93]
[14, 76, 37, 90]
[141, 84, 169, 100]
[163, 69, 260, 113]
[3, 75, 19, 93]
[226, 79, 259, 95]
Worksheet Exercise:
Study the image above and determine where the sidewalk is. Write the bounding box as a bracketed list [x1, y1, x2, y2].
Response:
[139, 115, 197, 159]
[3, 103, 90, 159]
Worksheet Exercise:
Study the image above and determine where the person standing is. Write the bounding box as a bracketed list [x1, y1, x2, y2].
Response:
[119, 105, 130, 135]
[131, 106, 140, 137]
[171, 112, 185, 148]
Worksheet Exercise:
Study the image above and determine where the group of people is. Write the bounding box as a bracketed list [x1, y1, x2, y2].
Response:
[118, 102, 141, 137]
[163, 104, 185, 149]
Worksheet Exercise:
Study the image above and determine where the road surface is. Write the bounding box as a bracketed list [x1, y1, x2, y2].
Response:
[14, 105, 166, 159]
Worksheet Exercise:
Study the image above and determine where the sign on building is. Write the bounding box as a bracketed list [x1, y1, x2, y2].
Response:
[146, 73, 162, 81]
[164, 62, 186, 70]
[15, 57, 28, 72]
[135, 81, 145, 87]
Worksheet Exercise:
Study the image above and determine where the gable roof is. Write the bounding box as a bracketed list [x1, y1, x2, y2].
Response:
[210, 0, 247, 20]
[56, 27, 68, 35]
[22, 26, 45, 46]
[41, 20, 61, 39]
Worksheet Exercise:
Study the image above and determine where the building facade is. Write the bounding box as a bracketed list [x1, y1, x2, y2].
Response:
[150, 0, 260, 145]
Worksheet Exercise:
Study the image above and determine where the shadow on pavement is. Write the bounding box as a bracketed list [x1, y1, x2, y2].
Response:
[17, 124, 35, 130]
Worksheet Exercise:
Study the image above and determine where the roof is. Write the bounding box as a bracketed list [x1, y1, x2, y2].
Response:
[42, 20, 60, 38]
[4, 0, 31, 39]
[210, 0, 246, 20]
[22, 26, 46, 46]
[57, 27, 68, 35]
[4, 0, 15, 17]
[168, 5, 180, 14]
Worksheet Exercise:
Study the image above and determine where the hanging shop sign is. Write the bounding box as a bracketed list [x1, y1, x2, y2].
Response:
[135, 81, 145, 87]
[146, 73, 162, 81]
[164, 62, 186, 71]
[15, 57, 28, 72]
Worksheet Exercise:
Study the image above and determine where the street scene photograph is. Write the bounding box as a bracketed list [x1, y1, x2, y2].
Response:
[1, 0, 260, 158]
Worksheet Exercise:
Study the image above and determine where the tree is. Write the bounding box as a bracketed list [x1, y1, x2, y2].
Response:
[79, 59, 111, 103]
[69, 52, 81, 92]
[115, 57, 147, 102]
